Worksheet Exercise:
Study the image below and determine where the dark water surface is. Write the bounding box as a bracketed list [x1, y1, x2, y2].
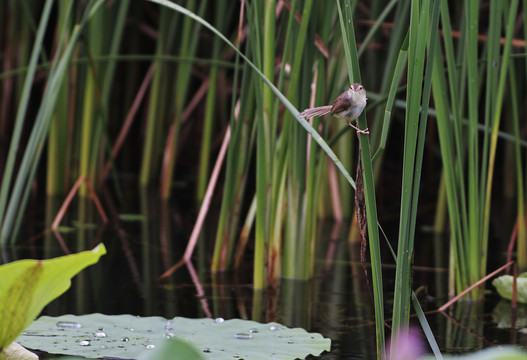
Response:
[2, 196, 525, 359]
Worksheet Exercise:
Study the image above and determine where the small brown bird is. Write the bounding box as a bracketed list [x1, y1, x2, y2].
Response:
[300, 83, 368, 134]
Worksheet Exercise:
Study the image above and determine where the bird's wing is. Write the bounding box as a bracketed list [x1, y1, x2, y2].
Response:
[330, 91, 352, 115]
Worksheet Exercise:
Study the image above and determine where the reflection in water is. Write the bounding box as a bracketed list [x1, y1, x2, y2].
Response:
[1, 193, 520, 359]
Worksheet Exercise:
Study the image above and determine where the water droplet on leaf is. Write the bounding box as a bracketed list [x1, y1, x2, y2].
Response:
[164, 320, 174, 330]
[57, 321, 82, 329]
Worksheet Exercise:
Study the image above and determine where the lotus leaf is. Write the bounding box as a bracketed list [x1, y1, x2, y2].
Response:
[18, 313, 330, 359]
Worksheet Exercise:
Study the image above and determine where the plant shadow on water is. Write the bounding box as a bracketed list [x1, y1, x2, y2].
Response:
[3, 191, 524, 360]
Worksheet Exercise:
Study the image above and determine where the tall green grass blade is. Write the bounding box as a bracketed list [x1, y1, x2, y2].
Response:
[337, 0, 385, 357]
[391, 0, 441, 353]
[465, 0, 481, 295]
[2, 0, 106, 244]
[482, 0, 520, 274]
[372, 39, 407, 162]
[242, 0, 268, 289]
[479, 0, 501, 216]
[283, 0, 314, 280]
[254, 0, 274, 289]
[0, 0, 54, 239]
[273, 0, 296, 280]
[508, 53, 526, 271]
[431, 41, 467, 297]
[392, 0, 429, 339]
[268, 0, 297, 281]
[437, 0, 470, 296]
[140, 9, 172, 187]
[370, 0, 410, 164]
[196, 1, 231, 202]
[95, 0, 130, 200]
[79, 14, 103, 195]
[393, 0, 441, 349]
[160, 0, 206, 198]
[381, 221, 442, 359]
[196, 76, 215, 202]
[411, 293, 443, 360]
[101, 0, 130, 107]
[212, 56, 256, 271]
[46, 1, 74, 196]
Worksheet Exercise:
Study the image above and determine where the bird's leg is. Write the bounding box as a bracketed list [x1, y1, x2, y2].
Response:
[347, 120, 369, 134]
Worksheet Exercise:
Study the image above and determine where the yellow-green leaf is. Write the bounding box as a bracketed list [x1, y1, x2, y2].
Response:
[0, 244, 106, 351]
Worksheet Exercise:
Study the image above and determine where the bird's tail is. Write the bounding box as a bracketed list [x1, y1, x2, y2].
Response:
[299, 105, 332, 119]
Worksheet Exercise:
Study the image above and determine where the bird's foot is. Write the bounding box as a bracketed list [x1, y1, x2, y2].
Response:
[347, 121, 369, 134]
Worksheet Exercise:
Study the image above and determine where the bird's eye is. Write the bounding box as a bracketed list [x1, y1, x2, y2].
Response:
[358, 86, 363, 90]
